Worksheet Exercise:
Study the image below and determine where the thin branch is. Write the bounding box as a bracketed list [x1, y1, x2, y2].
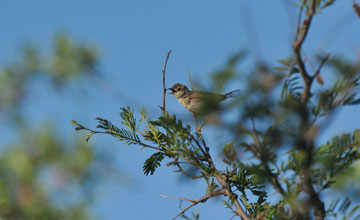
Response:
[189, 135, 207, 157]
[166, 157, 203, 179]
[311, 52, 330, 86]
[315, 52, 330, 74]
[229, 214, 237, 220]
[161, 50, 172, 115]
[314, 52, 330, 76]
[250, 119, 287, 197]
[295, 0, 306, 40]
[161, 189, 225, 220]
[198, 132, 210, 155]
[188, 69, 194, 90]
[160, 194, 198, 203]
[214, 174, 249, 220]
[292, 0, 316, 103]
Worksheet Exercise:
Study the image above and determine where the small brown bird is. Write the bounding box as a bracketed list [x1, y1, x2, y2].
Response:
[168, 83, 240, 115]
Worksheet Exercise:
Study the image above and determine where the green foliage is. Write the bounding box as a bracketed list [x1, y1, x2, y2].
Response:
[0, 124, 98, 220]
[0, 32, 99, 117]
[0, 33, 107, 220]
[51, 32, 98, 82]
[211, 51, 246, 92]
[222, 141, 237, 164]
[143, 152, 165, 175]
[315, 130, 360, 190]
[327, 197, 360, 220]
[277, 58, 302, 100]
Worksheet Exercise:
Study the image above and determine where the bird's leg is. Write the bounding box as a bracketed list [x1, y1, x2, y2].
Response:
[198, 116, 211, 132]
[193, 114, 201, 134]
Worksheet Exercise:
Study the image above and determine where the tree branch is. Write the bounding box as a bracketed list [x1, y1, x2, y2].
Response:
[161, 189, 225, 220]
[292, 2, 327, 218]
[292, 0, 316, 103]
[214, 174, 249, 220]
[161, 50, 172, 115]
[194, 134, 249, 219]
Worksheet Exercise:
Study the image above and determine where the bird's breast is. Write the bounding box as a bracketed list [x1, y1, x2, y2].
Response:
[178, 97, 200, 113]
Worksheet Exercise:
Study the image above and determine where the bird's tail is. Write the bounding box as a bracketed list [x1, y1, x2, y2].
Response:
[225, 89, 241, 98]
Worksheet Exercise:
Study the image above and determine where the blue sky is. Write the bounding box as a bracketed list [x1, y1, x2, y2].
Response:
[1, 0, 359, 219]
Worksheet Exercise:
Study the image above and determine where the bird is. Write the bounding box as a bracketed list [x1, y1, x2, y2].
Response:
[168, 83, 240, 131]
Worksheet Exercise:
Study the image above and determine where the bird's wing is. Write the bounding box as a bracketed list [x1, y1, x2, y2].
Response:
[193, 91, 226, 101]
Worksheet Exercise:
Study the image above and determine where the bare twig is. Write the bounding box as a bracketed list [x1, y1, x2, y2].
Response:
[161, 50, 172, 115]
[188, 69, 194, 90]
[161, 189, 225, 220]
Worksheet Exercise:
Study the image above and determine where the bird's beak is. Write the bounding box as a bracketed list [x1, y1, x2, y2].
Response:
[167, 88, 175, 94]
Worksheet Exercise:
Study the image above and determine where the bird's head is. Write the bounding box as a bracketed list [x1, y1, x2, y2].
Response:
[168, 83, 189, 98]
